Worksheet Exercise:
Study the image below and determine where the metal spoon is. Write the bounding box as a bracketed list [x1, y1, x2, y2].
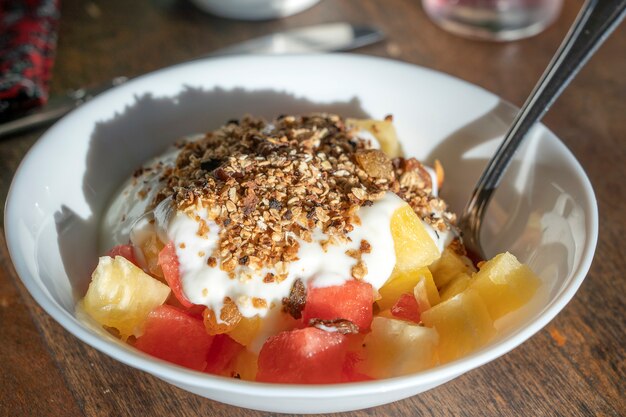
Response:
[459, 0, 626, 260]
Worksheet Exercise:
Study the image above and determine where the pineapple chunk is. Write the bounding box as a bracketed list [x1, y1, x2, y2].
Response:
[228, 315, 261, 346]
[81, 256, 170, 339]
[203, 298, 242, 335]
[421, 289, 495, 363]
[377, 267, 439, 311]
[429, 247, 473, 289]
[413, 274, 438, 313]
[391, 204, 441, 273]
[139, 234, 165, 278]
[377, 204, 441, 311]
[357, 317, 438, 378]
[347, 118, 403, 157]
[376, 309, 395, 319]
[231, 349, 259, 381]
[439, 273, 472, 302]
[469, 252, 541, 320]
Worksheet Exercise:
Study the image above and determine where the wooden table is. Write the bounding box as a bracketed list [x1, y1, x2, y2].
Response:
[1, 1, 624, 416]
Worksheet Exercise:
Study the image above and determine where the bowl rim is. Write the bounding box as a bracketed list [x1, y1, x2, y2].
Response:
[4, 53, 599, 398]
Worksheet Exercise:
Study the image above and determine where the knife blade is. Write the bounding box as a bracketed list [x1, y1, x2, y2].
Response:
[0, 23, 384, 139]
[210, 23, 384, 56]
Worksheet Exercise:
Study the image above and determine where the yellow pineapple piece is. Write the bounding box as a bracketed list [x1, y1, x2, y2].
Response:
[347, 118, 403, 157]
[377, 267, 439, 311]
[391, 204, 441, 273]
[357, 317, 438, 378]
[429, 247, 473, 289]
[203, 298, 242, 335]
[469, 252, 541, 320]
[421, 289, 495, 363]
[434, 159, 445, 190]
[139, 234, 165, 278]
[80, 256, 170, 339]
[228, 315, 261, 347]
[231, 349, 258, 381]
[376, 309, 395, 319]
[413, 274, 438, 313]
[377, 204, 441, 311]
[439, 273, 472, 302]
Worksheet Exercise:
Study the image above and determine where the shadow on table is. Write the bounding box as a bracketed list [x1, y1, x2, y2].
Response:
[53, 86, 370, 296]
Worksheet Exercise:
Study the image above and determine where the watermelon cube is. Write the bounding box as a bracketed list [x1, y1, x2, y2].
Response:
[256, 327, 348, 384]
[134, 305, 213, 371]
[390, 293, 421, 323]
[204, 334, 244, 376]
[106, 244, 139, 267]
[158, 241, 193, 308]
[302, 280, 374, 331]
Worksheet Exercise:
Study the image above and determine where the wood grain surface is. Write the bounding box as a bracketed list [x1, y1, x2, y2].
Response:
[1, 1, 624, 416]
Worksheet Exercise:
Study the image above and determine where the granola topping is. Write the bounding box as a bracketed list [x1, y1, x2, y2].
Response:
[153, 114, 454, 274]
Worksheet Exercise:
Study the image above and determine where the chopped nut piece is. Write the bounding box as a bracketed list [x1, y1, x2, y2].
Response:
[351, 187, 367, 201]
[282, 279, 306, 319]
[221, 257, 237, 273]
[269, 198, 282, 210]
[448, 237, 466, 256]
[309, 318, 359, 334]
[351, 260, 368, 280]
[252, 297, 268, 309]
[355, 149, 394, 180]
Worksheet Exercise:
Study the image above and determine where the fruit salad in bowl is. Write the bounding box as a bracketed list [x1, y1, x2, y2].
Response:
[5, 54, 597, 413]
[79, 113, 540, 383]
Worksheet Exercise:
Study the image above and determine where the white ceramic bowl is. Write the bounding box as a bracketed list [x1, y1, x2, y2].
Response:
[189, 0, 320, 20]
[4, 54, 597, 414]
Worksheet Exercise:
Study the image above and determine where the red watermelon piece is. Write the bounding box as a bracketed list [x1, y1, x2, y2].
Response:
[342, 351, 374, 382]
[158, 241, 193, 308]
[204, 334, 244, 375]
[256, 327, 348, 384]
[134, 305, 213, 371]
[390, 293, 421, 323]
[107, 244, 138, 267]
[302, 280, 374, 331]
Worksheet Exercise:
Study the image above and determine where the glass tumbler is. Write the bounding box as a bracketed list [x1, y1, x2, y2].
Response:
[422, 0, 564, 41]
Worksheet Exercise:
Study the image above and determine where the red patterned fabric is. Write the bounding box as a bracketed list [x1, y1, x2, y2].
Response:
[0, 0, 60, 120]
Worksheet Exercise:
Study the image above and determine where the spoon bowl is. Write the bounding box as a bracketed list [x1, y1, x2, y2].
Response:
[460, 0, 625, 260]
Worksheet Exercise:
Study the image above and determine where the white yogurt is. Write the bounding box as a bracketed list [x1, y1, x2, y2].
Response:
[99, 146, 179, 251]
[137, 192, 403, 319]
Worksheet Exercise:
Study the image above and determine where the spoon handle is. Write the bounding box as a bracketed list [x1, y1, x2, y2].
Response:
[462, 0, 626, 226]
